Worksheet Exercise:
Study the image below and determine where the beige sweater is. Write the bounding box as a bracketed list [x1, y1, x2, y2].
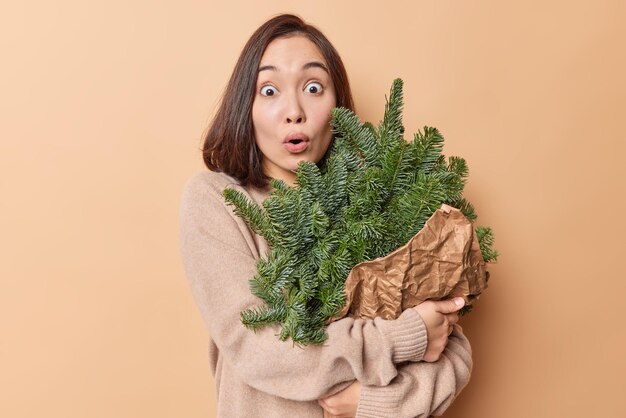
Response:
[179, 170, 473, 418]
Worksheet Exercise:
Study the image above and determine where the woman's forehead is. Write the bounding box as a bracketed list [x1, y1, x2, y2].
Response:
[259, 35, 328, 70]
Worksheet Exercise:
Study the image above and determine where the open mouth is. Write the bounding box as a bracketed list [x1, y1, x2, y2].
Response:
[283, 134, 310, 153]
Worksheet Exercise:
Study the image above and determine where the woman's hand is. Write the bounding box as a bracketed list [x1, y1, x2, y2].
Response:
[414, 298, 465, 362]
[318, 380, 361, 418]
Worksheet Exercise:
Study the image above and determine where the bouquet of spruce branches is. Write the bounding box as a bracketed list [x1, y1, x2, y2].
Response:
[223, 79, 497, 346]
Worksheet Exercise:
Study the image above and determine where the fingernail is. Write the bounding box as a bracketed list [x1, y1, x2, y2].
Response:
[455, 298, 465, 307]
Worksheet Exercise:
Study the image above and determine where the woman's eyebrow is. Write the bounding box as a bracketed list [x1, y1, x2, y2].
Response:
[258, 65, 278, 73]
[302, 61, 329, 73]
[257, 61, 329, 74]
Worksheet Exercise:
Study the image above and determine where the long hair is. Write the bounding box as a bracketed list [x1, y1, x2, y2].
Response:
[202, 14, 354, 188]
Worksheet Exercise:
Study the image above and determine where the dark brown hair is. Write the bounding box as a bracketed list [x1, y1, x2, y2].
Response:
[202, 14, 354, 188]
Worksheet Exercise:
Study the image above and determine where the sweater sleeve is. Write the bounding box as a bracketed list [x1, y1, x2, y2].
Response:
[179, 172, 428, 401]
[356, 325, 473, 418]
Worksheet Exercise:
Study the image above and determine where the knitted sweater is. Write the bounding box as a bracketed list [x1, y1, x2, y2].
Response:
[179, 170, 473, 418]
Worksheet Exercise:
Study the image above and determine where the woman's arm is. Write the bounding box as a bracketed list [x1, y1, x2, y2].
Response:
[358, 325, 472, 417]
[179, 172, 428, 401]
[319, 325, 472, 418]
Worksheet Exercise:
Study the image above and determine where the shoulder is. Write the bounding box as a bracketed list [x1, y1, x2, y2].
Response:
[182, 170, 242, 202]
[179, 170, 245, 231]
[182, 170, 271, 210]
[179, 170, 267, 258]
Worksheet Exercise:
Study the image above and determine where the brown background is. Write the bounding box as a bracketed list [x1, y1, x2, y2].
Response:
[2, 1, 625, 417]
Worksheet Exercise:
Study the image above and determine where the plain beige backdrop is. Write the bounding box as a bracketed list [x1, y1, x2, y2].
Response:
[2, 0, 625, 417]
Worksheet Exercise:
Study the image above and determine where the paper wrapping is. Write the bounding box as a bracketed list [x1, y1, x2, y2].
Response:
[331, 204, 489, 322]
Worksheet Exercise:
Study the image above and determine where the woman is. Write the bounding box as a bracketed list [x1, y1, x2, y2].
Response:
[180, 14, 472, 418]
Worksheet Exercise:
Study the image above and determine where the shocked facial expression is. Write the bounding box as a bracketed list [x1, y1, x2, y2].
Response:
[252, 35, 337, 186]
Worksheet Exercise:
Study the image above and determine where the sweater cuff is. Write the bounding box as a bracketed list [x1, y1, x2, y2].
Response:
[356, 384, 402, 418]
[381, 308, 428, 363]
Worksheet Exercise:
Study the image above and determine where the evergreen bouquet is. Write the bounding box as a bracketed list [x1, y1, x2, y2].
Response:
[223, 79, 497, 346]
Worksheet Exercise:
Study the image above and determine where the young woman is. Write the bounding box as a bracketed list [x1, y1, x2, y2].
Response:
[180, 14, 472, 418]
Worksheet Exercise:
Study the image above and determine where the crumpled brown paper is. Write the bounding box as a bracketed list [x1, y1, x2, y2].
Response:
[331, 204, 488, 321]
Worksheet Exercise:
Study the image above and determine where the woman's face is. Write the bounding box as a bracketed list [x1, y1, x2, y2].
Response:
[252, 35, 337, 186]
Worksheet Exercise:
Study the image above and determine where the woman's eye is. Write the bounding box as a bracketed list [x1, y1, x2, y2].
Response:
[305, 82, 323, 94]
[260, 85, 277, 97]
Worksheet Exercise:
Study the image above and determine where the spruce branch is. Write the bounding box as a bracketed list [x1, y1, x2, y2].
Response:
[224, 78, 498, 345]
[223, 188, 272, 241]
[476, 226, 499, 262]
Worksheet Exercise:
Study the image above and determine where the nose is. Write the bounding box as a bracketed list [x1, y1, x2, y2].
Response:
[284, 94, 306, 124]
